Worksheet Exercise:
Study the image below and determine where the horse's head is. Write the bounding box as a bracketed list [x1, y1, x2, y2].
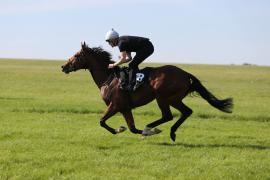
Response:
[62, 42, 113, 74]
[61, 42, 90, 74]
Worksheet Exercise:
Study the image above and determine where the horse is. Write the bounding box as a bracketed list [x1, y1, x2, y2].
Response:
[61, 42, 233, 141]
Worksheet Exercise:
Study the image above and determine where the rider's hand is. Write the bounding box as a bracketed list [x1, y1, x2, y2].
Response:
[108, 64, 115, 69]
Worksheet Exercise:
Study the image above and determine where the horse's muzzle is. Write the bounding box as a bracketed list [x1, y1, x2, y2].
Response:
[61, 65, 71, 74]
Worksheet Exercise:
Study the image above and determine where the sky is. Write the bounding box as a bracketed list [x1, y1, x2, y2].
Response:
[0, 0, 269, 65]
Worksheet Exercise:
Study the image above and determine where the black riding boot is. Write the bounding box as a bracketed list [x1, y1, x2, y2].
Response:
[119, 70, 127, 90]
[127, 68, 136, 92]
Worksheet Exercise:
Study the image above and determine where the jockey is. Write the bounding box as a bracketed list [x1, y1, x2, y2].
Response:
[106, 28, 154, 91]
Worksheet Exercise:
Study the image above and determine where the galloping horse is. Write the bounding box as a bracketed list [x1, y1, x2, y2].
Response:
[62, 42, 233, 141]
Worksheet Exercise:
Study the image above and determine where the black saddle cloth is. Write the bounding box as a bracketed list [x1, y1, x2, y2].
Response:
[119, 67, 153, 91]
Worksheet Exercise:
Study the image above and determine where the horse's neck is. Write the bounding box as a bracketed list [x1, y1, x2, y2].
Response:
[88, 69, 110, 89]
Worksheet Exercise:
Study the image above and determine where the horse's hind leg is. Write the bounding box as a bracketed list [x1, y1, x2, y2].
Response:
[170, 101, 193, 141]
[143, 99, 173, 135]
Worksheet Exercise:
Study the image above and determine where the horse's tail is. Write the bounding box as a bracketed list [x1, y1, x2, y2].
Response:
[189, 74, 233, 113]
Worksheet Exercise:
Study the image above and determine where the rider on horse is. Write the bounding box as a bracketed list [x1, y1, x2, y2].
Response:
[106, 28, 154, 91]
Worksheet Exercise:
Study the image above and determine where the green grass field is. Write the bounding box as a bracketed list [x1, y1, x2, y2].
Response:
[0, 59, 269, 179]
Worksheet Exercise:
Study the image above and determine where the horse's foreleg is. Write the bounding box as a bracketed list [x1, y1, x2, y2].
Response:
[100, 103, 118, 134]
[121, 110, 142, 134]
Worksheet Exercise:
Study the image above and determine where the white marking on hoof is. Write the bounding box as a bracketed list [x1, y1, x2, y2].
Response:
[142, 127, 152, 136]
[142, 127, 162, 136]
[116, 126, 127, 133]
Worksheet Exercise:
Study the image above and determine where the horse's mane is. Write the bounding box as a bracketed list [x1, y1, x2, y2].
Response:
[83, 45, 115, 65]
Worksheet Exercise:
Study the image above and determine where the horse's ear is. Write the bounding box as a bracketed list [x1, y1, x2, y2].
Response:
[81, 41, 87, 49]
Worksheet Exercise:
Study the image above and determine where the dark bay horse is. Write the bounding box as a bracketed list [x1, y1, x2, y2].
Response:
[62, 42, 233, 141]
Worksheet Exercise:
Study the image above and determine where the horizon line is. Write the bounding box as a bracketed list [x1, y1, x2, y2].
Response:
[0, 57, 268, 67]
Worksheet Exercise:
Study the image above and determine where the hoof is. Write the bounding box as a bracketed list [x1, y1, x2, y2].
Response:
[116, 126, 127, 133]
[170, 132, 176, 142]
[142, 127, 162, 136]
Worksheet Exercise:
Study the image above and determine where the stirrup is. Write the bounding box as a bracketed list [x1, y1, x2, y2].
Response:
[133, 81, 144, 91]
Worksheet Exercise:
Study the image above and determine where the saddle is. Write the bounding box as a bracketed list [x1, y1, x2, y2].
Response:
[119, 67, 153, 92]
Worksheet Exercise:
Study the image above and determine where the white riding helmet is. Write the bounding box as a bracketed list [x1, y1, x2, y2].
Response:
[105, 28, 119, 41]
